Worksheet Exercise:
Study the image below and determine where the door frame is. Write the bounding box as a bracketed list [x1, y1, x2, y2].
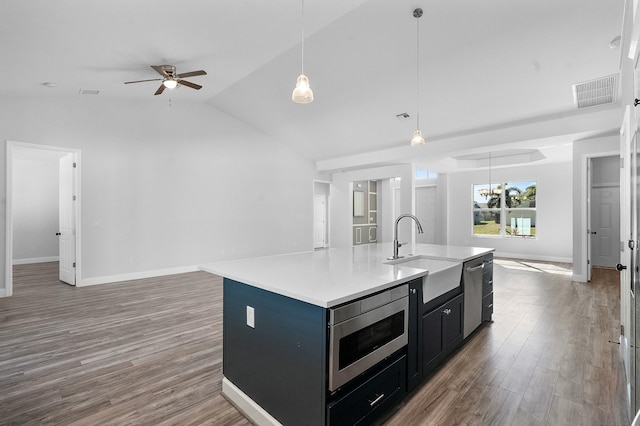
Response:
[587, 156, 622, 276]
[581, 150, 619, 283]
[312, 180, 330, 249]
[5, 141, 82, 296]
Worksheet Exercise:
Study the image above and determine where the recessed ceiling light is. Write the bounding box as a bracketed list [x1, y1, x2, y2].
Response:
[42, 82, 57, 88]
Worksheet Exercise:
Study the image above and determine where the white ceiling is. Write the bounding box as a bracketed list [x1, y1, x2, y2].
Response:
[0, 0, 625, 173]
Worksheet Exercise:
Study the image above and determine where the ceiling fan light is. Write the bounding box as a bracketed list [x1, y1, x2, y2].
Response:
[411, 129, 425, 146]
[292, 74, 314, 103]
[163, 79, 178, 89]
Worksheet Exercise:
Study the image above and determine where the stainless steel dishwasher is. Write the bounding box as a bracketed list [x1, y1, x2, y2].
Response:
[463, 258, 484, 338]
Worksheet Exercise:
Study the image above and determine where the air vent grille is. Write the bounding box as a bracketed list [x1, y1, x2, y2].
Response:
[572, 74, 618, 108]
[79, 89, 100, 95]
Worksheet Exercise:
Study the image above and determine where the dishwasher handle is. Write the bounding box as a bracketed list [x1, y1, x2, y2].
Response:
[466, 263, 485, 273]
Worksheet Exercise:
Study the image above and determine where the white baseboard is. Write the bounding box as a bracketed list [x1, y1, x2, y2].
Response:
[0, 288, 6, 298]
[77, 265, 200, 287]
[13, 256, 59, 265]
[222, 378, 282, 426]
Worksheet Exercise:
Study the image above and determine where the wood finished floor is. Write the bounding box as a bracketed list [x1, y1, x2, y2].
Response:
[0, 260, 629, 425]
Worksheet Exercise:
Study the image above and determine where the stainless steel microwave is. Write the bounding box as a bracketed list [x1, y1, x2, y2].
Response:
[328, 284, 409, 392]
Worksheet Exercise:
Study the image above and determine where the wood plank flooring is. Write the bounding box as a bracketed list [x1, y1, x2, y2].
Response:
[1, 262, 250, 426]
[0, 260, 629, 425]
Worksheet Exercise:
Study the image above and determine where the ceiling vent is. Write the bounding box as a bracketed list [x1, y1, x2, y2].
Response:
[572, 74, 618, 109]
[79, 89, 100, 95]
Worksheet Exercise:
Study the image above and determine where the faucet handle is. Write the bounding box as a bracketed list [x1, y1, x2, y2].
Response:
[398, 241, 408, 247]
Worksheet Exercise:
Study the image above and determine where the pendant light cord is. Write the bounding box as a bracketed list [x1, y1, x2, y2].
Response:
[489, 152, 492, 194]
[301, 0, 305, 75]
[416, 11, 420, 130]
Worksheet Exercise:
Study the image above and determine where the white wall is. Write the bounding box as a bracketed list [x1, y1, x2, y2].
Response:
[13, 156, 59, 263]
[447, 161, 573, 262]
[572, 135, 620, 281]
[0, 95, 319, 291]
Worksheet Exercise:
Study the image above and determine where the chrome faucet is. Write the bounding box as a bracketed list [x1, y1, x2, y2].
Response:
[388, 214, 424, 260]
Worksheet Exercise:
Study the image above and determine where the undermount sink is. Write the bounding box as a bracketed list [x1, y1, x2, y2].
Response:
[387, 256, 463, 303]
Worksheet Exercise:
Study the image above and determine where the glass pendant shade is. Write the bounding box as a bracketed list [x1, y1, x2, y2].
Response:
[163, 79, 178, 89]
[292, 74, 314, 103]
[411, 129, 425, 146]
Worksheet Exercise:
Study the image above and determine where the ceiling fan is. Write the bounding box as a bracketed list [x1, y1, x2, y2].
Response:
[124, 65, 207, 95]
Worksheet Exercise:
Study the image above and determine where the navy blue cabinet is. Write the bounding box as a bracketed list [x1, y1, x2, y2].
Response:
[482, 254, 494, 322]
[223, 278, 328, 426]
[422, 293, 464, 377]
[327, 354, 406, 426]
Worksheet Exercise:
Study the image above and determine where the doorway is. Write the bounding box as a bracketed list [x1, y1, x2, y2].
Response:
[313, 181, 330, 249]
[5, 141, 81, 296]
[587, 155, 621, 277]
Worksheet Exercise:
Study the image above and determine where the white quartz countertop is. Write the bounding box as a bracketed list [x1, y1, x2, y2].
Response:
[199, 243, 494, 308]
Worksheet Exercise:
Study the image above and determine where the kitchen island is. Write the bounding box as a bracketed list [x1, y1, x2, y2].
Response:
[200, 243, 494, 425]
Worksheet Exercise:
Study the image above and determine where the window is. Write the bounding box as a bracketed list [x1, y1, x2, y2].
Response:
[416, 168, 438, 180]
[473, 181, 536, 238]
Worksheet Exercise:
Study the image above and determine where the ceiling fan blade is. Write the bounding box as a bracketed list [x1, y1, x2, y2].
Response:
[177, 80, 202, 90]
[151, 65, 170, 78]
[154, 84, 166, 96]
[176, 70, 207, 79]
[124, 78, 163, 84]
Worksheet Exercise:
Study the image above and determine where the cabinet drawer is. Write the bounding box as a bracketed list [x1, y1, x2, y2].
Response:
[482, 277, 493, 296]
[327, 355, 406, 426]
[482, 293, 493, 322]
[482, 254, 493, 271]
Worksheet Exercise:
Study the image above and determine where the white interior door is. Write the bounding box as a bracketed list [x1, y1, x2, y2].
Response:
[591, 185, 620, 268]
[59, 153, 76, 285]
[415, 186, 437, 244]
[313, 195, 327, 248]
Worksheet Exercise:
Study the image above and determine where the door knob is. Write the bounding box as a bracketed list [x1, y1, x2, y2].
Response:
[616, 264, 627, 271]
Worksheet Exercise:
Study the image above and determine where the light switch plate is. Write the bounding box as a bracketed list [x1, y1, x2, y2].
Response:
[246, 306, 255, 328]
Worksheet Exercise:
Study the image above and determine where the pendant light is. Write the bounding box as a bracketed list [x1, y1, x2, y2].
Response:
[410, 8, 425, 146]
[292, 0, 314, 103]
[479, 152, 494, 197]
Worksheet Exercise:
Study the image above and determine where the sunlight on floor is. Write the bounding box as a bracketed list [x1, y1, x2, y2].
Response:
[494, 258, 573, 276]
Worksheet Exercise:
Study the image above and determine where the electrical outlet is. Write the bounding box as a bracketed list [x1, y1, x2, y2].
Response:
[246, 306, 255, 328]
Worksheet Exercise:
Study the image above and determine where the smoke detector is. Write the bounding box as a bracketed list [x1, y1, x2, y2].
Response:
[572, 74, 618, 108]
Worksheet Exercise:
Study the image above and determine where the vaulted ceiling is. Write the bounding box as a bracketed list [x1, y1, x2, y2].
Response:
[1, 0, 624, 172]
